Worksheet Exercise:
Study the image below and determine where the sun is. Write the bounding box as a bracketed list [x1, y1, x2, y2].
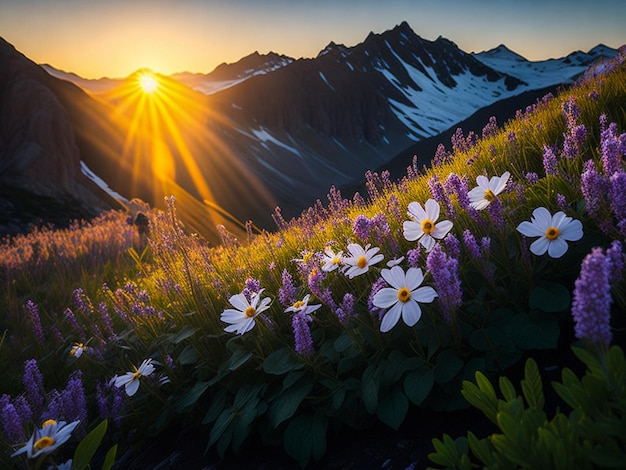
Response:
[139, 73, 159, 93]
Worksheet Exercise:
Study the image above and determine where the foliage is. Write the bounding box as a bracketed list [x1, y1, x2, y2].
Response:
[428, 345, 626, 469]
[0, 50, 625, 468]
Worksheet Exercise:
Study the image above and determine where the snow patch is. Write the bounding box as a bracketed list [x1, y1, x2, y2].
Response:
[80, 161, 128, 202]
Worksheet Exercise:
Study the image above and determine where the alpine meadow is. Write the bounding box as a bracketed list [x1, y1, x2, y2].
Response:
[2, 32, 626, 470]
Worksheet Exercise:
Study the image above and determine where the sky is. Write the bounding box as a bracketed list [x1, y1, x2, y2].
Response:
[0, 0, 625, 79]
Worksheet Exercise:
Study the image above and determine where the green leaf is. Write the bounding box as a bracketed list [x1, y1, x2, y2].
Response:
[202, 388, 227, 424]
[529, 282, 570, 312]
[508, 312, 559, 350]
[172, 325, 195, 344]
[467, 431, 493, 466]
[499, 376, 518, 402]
[376, 385, 409, 430]
[174, 381, 210, 413]
[263, 347, 302, 375]
[521, 358, 544, 410]
[227, 349, 253, 371]
[361, 364, 380, 414]
[101, 444, 118, 470]
[469, 327, 507, 351]
[333, 331, 353, 352]
[434, 349, 464, 384]
[72, 420, 108, 470]
[283, 413, 328, 468]
[461, 373, 498, 424]
[589, 445, 626, 468]
[269, 378, 313, 427]
[208, 408, 235, 447]
[403, 368, 434, 406]
[178, 344, 200, 365]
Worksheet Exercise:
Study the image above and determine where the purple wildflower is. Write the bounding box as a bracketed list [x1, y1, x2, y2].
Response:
[606, 240, 624, 285]
[542, 145, 558, 176]
[387, 195, 402, 222]
[557, 193, 568, 211]
[336, 293, 355, 325]
[463, 230, 481, 260]
[444, 233, 461, 259]
[407, 247, 421, 268]
[368, 277, 387, 317]
[292, 312, 314, 356]
[433, 143, 450, 167]
[23, 359, 45, 413]
[580, 160, 610, 222]
[482, 116, 498, 139]
[426, 244, 462, 323]
[62, 371, 88, 427]
[25, 300, 45, 343]
[601, 121, 625, 177]
[12, 395, 33, 423]
[525, 172, 539, 184]
[41, 389, 63, 422]
[98, 301, 115, 337]
[0, 396, 24, 444]
[610, 172, 626, 235]
[572, 247, 613, 347]
[428, 174, 454, 218]
[279, 269, 297, 308]
[487, 197, 506, 232]
[352, 214, 371, 242]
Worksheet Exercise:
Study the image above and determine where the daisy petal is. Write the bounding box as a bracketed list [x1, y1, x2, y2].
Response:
[547, 238, 569, 258]
[404, 267, 424, 291]
[531, 207, 552, 229]
[424, 198, 441, 221]
[413, 286, 438, 303]
[530, 237, 550, 256]
[381, 266, 405, 289]
[380, 302, 403, 332]
[403, 220, 423, 241]
[560, 219, 583, 241]
[373, 287, 400, 309]
[401, 301, 422, 327]
[125, 379, 140, 397]
[517, 220, 545, 237]
[432, 220, 453, 239]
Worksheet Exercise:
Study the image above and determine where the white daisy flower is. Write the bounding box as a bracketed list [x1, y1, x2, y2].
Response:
[468, 171, 510, 210]
[403, 199, 453, 252]
[221, 289, 272, 335]
[11, 419, 80, 459]
[321, 247, 344, 272]
[69, 342, 85, 358]
[113, 358, 156, 396]
[342, 243, 384, 278]
[516, 207, 583, 258]
[284, 294, 322, 318]
[373, 266, 438, 332]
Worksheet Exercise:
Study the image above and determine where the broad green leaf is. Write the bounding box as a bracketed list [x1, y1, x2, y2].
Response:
[202, 388, 227, 424]
[529, 282, 570, 312]
[499, 376, 517, 402]
[521, 358, 544, 410]
[376, 385, 408, 430]
[172, 325, 195, 344]
[227, 349, 253, 371]
[72, 419, 108, 470]
[208, 408, 235, 447]
[508, 312, 559, 350]
[263, 347, 302, 375]
[101, 444, 117, 470]
[467, 431, 493, 466]
[434, 349, 463, 384]
[333, 331, 353, 352]
[361, 364, 380, 414]
[283, 413, 328, 468]
[269, 378, 313, 427]
[403, 368, 433, 405]
[178, 344, 200, 365]
[174, 381, 210, 413]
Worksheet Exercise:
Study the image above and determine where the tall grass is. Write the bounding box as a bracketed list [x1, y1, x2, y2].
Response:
[1, 49, 625, 468]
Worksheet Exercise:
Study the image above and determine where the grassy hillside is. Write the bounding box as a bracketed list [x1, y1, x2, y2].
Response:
[1, 49, 625, 469]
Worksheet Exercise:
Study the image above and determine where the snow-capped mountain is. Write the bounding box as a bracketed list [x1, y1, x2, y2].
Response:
[1, 22, 619, 240]
[171, 51, 294, 94]
[472, 43, 617, 87]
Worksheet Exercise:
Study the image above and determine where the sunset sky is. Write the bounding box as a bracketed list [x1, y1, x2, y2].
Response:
[1, 0, 624, 79]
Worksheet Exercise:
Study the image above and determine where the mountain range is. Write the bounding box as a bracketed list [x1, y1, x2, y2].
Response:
[1, 21, 618, 241]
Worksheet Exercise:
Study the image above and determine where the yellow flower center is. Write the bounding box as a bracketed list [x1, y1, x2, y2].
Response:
[421, 219, 434, 234]
[397, 287, 411, 303]
[292, 300, 304, 309]
[545, 227, 560, 240]
[244, 306, 256, 318]
[41, 419, 57, 428]
[70, 343, 83, 356]
[132, 367, 142, 380]
[357, 255, 368, 269]
[33, 436, 55, 452]
[484, 189, 495, 202]
[332, 256, 341, 264]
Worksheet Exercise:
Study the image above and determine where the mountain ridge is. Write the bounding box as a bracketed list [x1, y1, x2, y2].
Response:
[1, 22, 620, 240]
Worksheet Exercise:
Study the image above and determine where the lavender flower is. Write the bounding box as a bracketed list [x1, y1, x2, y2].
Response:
[487, 197, 506, 232]
[525, 172, 539, 184]
[428, 174, 454, 218]
[444, 233, 461, 259]
[278, 269, 297, 308]
[581, 160, 610, 223]
[572, 247, 613, 347]
[12, 395, 33, 424]
[542, 145, 558, 176]
[482, 116, 498, 139]
[610, 171, 626, 235]
[25, 300, 44, 343]
[23, 359, 45, 413]
[606, 240, 624, 285]
[407, 247, 421, 268]
[0, 396, 24, 444]
[463, 230, 481, 260]
[336, 293, 355, 325]
[426, 244, 462, 323]
[368, 277, 387, 317]
[601, 121, 624, 177]
[62, 371, 88, 427]
[292, 312, 314, 356]
[352, 214, 371, 241]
